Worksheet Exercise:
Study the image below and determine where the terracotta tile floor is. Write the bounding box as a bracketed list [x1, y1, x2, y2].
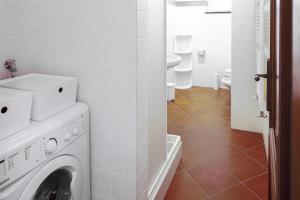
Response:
[165, 87, 268, 200]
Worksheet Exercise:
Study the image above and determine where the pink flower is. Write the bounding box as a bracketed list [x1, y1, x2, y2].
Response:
[4, 59, 17, 73]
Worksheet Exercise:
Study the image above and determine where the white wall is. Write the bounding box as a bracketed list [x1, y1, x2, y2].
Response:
[231, 0, 263, 132]
[147, 0, 167, 190]
[166, 0, 177, 57]
[166, 0, 231, 88]
[0, 1, 148, 200]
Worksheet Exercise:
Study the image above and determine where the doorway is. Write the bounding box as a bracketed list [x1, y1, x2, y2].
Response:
[164, 0, 270, 199]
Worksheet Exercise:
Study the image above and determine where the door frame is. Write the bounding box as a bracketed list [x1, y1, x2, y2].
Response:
[291, 0, 300, 199]
[277, 0, 292, 198]
[269, 0, 293, 199]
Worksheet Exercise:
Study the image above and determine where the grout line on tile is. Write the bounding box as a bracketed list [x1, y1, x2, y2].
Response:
[241, 150, 268, 170]
[242, 172, 268, 183]
[183, 169, 210, 199]
[242, 143, 265, 152]
[241, 182, 264, 200]
[221, 167, 267, 200]
[206, 182, 242, 198]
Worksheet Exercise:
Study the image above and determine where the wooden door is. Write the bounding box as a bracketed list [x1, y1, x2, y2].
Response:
[269, 0, 292, 199]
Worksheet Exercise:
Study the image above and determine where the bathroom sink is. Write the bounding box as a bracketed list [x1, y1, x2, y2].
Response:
[167, 55, 182, 69]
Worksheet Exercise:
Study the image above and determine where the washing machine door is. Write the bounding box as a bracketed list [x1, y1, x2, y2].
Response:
[19, 155, 83, 200]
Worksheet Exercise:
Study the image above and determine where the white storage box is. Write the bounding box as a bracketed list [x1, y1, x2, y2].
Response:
[0, 74, 78, 121]
[0, 88, 32, 140]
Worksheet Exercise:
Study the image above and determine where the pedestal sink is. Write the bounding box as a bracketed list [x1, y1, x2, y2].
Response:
[166, 55, 182, 101]
[167, 55, 182, 70]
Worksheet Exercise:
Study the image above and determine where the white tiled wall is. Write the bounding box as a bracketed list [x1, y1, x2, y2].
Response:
[231, 0, 263, 132]
[0, 0, 148, 199]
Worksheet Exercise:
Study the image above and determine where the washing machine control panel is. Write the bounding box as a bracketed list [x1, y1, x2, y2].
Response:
[0, 139, 42, 189]
[42, 113, 87, 157]
[0, 107, 88, 190]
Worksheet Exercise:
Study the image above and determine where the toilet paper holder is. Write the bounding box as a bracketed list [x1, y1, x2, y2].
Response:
[197, 50, 206, 56]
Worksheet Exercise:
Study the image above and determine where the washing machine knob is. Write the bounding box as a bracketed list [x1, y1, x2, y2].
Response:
[72, 127, 80, 136]
[45, 138, 57, 154]
[64, 132, 72, 141]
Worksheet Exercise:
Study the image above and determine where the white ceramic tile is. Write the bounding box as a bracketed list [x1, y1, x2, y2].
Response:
[232, 22, 255, 43]
[90, 114, 137, 149]
[91, 167, 113, 197]
[29, 12, 50, 36]
[136, 142, 147, 176]
[26, 0, 49, 10]
[28, 38, 51, 60]
[92, 193, 114, 200]
[232, 42, 256, 56]
[138, 191, 148, 200]
[111, 174, 136, 200]
[69, 38, 91, 62]
[89, 93, 137, 122]
[28, 59, 52, 74]
[46, 0, 69, 11]
[137, 91, 147, 121]
[0, 36, 30, 60]
[137, 65, 147, 93]
[137, 0, 147, 11]
[232, 55, 256, 69]
[70, 0, 109, 10]
[48, 37, 69, 60]
[107, 0, 137, 11]
[111, 146, 136, 177]
[90, 12, 107, 37]
[90, 64, 137, 95]
[90, 38, 137, 66]
[137, 11, 147, 37]
[91, 141, 112, 171]
[70, 12, 93, 36]
[137, 38, 146, 65]
[136, 168, 148, 200]
[0, 11, 30, 36]
[137, 117, 148, 146]
[106, 11, 137, 38]
[47, 12, 69, 36]
[64, 62, 93, 92]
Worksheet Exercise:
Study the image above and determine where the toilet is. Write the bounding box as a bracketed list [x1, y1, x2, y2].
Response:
[222, 69, 232, 89]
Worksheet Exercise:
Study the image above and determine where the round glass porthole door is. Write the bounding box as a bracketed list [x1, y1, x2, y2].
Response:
[32, 169, 72, 200]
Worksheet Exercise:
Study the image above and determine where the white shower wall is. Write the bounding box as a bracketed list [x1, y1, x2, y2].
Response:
[148, 0, 167, 190]
[0, 1, 148, 200]
[166, 0, 232, 88]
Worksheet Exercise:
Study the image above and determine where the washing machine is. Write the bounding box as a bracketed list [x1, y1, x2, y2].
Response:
[0, 103, 90, 200]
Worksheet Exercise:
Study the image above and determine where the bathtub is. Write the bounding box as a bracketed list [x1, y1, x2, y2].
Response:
[148, 134, 182, 200]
